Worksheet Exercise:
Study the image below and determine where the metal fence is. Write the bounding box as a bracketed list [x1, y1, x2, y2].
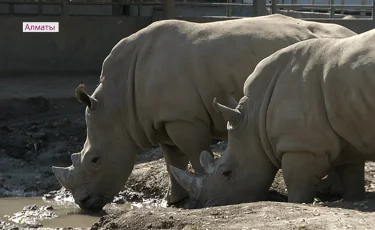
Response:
[0, 0, 373, 19]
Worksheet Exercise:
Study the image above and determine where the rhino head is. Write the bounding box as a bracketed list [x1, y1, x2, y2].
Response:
[52, 83, 140, 210]
[171, 97, 277, 207]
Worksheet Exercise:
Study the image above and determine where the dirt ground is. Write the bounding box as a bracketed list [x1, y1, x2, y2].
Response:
[2, 75, 375, 229]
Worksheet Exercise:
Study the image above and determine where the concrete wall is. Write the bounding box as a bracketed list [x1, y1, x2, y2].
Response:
[0, 16, 152, 75]
[0, 12, 374, 75]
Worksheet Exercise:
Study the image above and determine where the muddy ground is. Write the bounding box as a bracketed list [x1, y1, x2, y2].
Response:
[2, 76, 375, 229]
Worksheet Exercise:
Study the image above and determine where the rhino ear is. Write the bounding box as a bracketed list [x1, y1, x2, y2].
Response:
[200, 150, 215, 174]
[212, 97, 243, 127]
[75, 84, 98, 110]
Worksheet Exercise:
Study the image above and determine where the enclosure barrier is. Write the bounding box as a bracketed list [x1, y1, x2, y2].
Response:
[0, 0, 374, 19]
[0, 0, 374, 75]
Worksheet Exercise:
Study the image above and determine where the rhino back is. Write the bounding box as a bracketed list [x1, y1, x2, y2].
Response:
[103, 16, 356, 145]
[245, 29, 375, 165]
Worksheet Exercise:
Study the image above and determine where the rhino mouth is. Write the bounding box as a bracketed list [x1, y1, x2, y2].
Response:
[76, 194, 110, 210]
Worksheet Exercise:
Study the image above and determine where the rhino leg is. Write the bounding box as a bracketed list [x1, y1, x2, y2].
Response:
[335, 161, 365, 201]
[163, 120, 212, 202]
[317, 162, 365, 200]
[282, 152, 331, 203]
[316, 169, 344, 197]
[165, 120, 212, 171]
[160, 144, 190, 204]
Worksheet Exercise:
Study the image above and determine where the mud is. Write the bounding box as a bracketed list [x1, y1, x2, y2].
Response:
[2, 76, 375, 229]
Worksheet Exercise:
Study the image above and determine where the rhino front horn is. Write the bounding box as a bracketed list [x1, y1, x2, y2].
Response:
[170, 166, 203, 199]
[212, 97, 243, 127]
[52, 166, 72, 189]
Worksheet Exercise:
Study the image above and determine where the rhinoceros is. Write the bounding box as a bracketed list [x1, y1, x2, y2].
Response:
[52, 14, 357, 210]
[171, 28, 375, 207]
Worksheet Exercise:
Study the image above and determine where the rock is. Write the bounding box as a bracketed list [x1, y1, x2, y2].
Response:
[32, 132, 47, 139]
[5, 149, 26, 159]
[0, 124, 10, 133]
[41, 205, 53, 210]
[23, 223, 43, 228]
[23, 186, 39, 194]
[0, 149, 7, 156]
[112, 196, 125, 204]
[23, 204, 38, 211]
[43, 193, 54, 199]
[90, 223, 100, 230]
[27, 125, 38, 132]
[26, 97, 49, 113]
[33, 141, 43, 152]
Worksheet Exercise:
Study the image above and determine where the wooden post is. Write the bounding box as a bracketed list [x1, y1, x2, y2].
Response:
[271, 0, 277, 14]
[254, 0, 267, 16]
[112, 0, 121, 16]
[360, 0, 366, 16]
[312, 0, 316, 12]
[330, 0, 334, 18]
[38, 0, 42, 15]
[226, 0, 232, 17]
[9, 3, 14, 15]
[62, 0, 69, 16]
[163, 0, 175, 19]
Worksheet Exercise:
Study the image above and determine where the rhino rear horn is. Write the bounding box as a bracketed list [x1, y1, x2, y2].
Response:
[212, 97, 243, 127]
[170, 166, 203, 199]
[200, 150, 215, 174]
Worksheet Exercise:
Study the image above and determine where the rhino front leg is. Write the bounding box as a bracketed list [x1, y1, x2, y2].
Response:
[164, 119, 213, 171]
[282, 152, 331, 203]
[164, 118, 213, 178]
[160, 144, 190, 204]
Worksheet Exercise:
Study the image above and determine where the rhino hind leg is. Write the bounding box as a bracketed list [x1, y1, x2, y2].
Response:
[335, 161, 365, 201]
[160, 144, 190, 205]
[316, 170, 344, 198]
[316, 162, 365, 201]
[282, 151, 331, 203]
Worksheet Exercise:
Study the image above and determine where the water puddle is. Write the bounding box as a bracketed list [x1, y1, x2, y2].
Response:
[0, 189, 168, 229]
[0, 196, 131, 228]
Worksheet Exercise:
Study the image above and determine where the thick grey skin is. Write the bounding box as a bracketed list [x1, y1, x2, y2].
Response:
[172, 29, 375, 207]
[52, 14, 359, 210]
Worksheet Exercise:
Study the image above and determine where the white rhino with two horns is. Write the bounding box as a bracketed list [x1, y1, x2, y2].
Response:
[52, 14, 358, 210]
[171, 29, 375, 206]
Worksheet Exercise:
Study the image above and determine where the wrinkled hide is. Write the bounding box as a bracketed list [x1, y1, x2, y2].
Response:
[53, 14, 357, 209]
[173, 29, 375, 206]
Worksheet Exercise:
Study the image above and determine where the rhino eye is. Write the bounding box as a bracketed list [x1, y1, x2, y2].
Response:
[91, 156, 101, 164]
[222, 170, 232, 179]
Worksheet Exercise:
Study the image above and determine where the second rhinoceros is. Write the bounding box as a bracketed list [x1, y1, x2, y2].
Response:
[52, 14, 357, 210]
[171, 28, 375, 206]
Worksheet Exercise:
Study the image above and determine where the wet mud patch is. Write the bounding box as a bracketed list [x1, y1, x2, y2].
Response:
[0, 97, 87, 196]
[0, 97, 166, 198]
[5, 204, 56, 228]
